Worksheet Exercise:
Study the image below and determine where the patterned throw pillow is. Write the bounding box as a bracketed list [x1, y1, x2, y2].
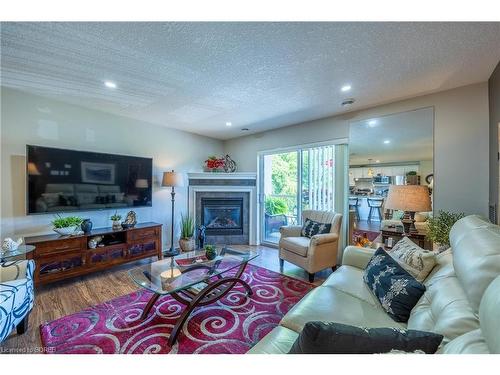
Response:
[389, 237, 436, 282]
[300, 218, 332, 238]
[363, 248, 426, 322]
[288, 322, 443, 354]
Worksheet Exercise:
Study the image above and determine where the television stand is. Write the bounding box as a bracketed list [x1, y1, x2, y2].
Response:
[25, 222, 162, 287]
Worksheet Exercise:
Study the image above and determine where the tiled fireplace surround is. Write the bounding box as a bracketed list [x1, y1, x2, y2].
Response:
[188, 173, 257, 245]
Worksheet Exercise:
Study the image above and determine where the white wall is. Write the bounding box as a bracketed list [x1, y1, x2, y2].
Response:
[0, 88, 224, 245]
[224, 83, 490, 216]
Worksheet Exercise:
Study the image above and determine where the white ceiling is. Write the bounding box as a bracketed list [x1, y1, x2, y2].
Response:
[1, 22, 499, 140]
[349, 107, 434, 165]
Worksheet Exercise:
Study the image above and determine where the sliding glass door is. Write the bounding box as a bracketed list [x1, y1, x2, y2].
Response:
[260, 143, 343, 245]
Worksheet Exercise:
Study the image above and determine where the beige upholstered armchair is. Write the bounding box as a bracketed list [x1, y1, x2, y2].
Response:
[279, 210, 342, 282]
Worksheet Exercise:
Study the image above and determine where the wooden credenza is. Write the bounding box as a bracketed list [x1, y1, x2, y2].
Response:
[25, 222, 162, 286]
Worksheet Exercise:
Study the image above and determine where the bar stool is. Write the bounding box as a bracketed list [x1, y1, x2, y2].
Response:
[348, 197, 360, 221]
[367, 198, 384, 221]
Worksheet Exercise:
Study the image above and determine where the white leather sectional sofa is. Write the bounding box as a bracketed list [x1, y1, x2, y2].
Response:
[249, 215, 500, 354]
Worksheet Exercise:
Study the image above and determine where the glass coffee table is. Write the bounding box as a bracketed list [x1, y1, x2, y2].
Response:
[129, 246, 258, 345]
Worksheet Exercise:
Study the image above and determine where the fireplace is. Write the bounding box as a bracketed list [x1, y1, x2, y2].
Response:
[201, 198, 244, 235]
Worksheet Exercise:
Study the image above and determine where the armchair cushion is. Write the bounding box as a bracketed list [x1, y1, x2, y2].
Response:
[280, 225, 302, 238]
[311, 233, 339, 246]
[301, 219, 331, 238]
[280, 237, 310, 257]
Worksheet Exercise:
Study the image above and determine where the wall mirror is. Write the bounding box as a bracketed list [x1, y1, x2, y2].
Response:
[348, 107, 434, 250]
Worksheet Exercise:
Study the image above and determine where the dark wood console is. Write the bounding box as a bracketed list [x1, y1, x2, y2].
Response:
[25, 222, 162, 286]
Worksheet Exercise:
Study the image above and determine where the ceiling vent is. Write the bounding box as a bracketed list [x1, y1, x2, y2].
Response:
[341, 98, 356, 107]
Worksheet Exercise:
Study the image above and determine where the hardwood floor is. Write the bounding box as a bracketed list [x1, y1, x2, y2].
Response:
[0, 245, 333, 352]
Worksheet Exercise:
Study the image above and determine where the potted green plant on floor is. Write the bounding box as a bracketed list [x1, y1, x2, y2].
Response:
[51, 215, 83, 236]
[179, 214, 195, 252]
[427, 210, 465, 252]
[110, 211, 122, 230]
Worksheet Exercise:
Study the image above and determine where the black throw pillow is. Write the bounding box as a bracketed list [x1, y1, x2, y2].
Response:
[363, 248, 426, 322]
[300, 218, 332, 238]
[289, 321, 443, 354]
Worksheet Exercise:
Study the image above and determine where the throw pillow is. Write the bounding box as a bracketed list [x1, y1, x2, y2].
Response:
[389, 237, 436, 282]
[363, 248, 426, 322]
[300, 218, 332, 238]
[288, 321, 443, 354]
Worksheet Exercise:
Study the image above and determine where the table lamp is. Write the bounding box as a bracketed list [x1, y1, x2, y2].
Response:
[384, 185, 432, 234]
[162, 170, 184, 256]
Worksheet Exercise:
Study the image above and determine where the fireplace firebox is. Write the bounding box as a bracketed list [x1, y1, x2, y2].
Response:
[201, 198, 244, 235]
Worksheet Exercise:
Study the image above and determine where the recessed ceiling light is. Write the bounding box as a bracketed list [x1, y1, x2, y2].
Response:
[383, 140, 391, 144]
[225, 122, 232, 127]
[368, 120, 377, 127]
[341, 85, 351, 92]
[376, 160, 380, 163]
[104, 81, 117, 89]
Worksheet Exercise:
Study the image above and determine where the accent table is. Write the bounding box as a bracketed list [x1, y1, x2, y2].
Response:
[381, 227, 429, 250]
[129, 246, 258, 346]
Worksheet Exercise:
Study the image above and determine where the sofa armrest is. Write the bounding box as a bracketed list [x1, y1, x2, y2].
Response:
[311, 233, 339, 246]
[280, 225, 302, 238]
[341, 246, 375, 269]
[0, 260, 35, 282]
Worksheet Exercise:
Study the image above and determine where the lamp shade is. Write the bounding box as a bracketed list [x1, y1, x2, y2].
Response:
[27, 162, 41, 176]
[384, 185, 432, 212]
[135, 178, 149, 188]
[162, 170, 183, 187]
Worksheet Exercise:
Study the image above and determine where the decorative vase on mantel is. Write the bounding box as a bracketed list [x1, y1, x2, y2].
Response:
[112, 220, 122, 231]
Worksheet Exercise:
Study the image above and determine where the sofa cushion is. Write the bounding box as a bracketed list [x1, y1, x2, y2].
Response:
[363, 248, 426, 322]
[288, 322, 443, 354]
[407, 262, 480, 345]
[322, 265, 380, 307]
[41, 192, 62, 208]
[281, 286, 405, 333]
[439, 329, 490, 354]
[74, 184, 98, 194]
[247, 326, 299, 354]
[301, 218, 331, 238]
[389, 237, 436, 282]
[280, 237, 310, 257]
[450, 215, 500, 313]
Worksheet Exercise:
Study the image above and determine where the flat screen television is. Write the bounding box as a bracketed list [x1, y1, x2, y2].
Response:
[26, 145, 153, 215]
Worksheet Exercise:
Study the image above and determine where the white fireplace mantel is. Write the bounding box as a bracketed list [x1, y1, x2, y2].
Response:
[187, 172, 258, 245]
[187, 172, 257, 180]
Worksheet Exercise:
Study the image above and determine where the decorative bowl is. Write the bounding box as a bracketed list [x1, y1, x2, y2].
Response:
[121, 223, 136, 229]
[53, 226, 79, 236]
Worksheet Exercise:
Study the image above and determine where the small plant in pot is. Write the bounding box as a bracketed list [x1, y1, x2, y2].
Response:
[52, 215, 83, 236]
[204, 244, 217, 260]
[179, 214, 195, 252]
[110, 211, 122, 230]
[427, 210, 465, 252]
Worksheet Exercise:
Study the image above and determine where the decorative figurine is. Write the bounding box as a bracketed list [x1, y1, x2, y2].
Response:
[223, 154, 237, 173]
[88, 235, 103, 249]
[197, 225, 206, 249]
[122, 211, 137, 228]
[2, 237, 23, 252]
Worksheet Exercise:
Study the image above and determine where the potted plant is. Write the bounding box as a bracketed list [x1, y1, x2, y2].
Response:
[51, 215, 83, 236]
[204, 244, 217, 260]
[110, 211, 122, 230]
[179, 214, 195, 252]
[427, 210, 465, 252]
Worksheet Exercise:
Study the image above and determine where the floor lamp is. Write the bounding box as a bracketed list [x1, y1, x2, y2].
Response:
[162, 170, 183, 257]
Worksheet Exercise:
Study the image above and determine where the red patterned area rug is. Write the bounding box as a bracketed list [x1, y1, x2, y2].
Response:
[40, 264, 313, 354]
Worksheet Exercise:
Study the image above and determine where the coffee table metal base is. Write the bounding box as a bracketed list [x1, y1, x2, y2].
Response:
[139, 261, 252, 346]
